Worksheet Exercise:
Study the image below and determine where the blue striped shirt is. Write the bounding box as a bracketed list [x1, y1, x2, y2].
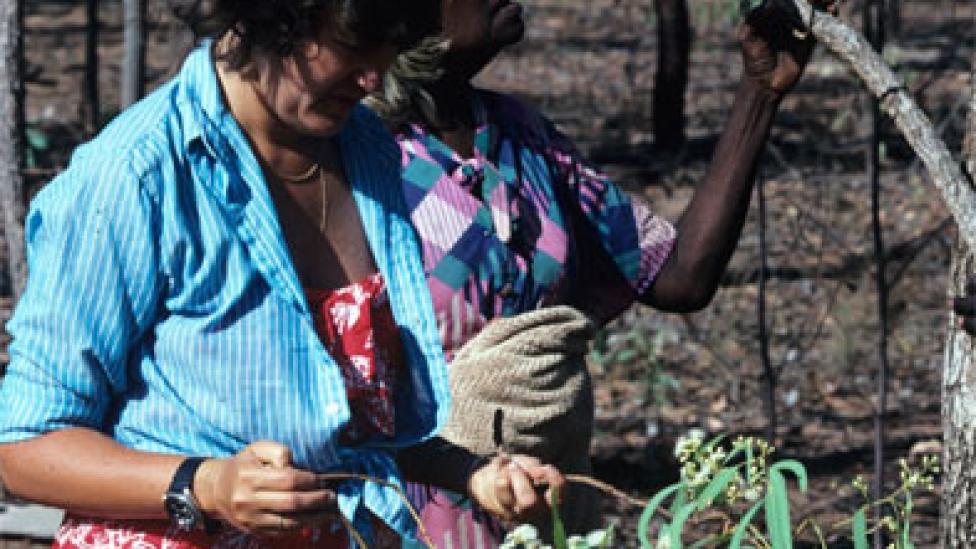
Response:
[0, 42, 451, 542]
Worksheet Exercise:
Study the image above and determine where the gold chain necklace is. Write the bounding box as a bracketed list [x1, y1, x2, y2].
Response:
[277, 161, 321, 184]
[319, 168, 330, 234]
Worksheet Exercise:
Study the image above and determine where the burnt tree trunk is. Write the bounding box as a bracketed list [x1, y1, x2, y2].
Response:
[942, 60, 976, 549]
[0, 0, 26, 299]
[121, 0, 146, 108]
[653, 0, 690, 150]
[886, 0, 900, 37]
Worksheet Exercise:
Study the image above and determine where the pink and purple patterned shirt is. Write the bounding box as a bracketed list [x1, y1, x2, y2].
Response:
[397, 90, 676, 548]
[398, 89, 676, 359]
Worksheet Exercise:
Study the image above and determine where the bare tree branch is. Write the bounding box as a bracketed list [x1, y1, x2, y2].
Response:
[788, 0, 976, 250]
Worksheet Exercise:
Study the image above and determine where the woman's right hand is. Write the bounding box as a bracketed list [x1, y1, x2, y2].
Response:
[194, 441, 340, 536]
[953, 275, 976, 336]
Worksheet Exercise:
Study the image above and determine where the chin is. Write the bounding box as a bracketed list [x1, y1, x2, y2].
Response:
[300, 108, 354, 137]
[295, 119, 345, 138]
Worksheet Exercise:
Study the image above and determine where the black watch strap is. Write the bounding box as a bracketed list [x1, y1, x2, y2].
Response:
[165, 457, 219, 533]
[171, 457, 206, 492]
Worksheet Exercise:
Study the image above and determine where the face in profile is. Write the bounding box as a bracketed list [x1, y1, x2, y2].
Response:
[259, 32, 397, 138]
[441, 0, 526, 78]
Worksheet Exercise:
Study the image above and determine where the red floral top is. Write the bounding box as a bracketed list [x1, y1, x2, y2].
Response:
[306, 272, 402, 445]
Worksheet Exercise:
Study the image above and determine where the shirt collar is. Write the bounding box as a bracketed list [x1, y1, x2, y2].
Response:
[175, 40, 228, 153]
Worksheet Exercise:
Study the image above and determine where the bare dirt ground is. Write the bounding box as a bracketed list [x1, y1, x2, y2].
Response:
[6, 0, 975, 546]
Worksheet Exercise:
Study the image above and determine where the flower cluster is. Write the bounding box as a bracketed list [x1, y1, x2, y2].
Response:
[499, 523, 615, 549]
[673, 430, 774, 507]
[898, 454, 939, 491]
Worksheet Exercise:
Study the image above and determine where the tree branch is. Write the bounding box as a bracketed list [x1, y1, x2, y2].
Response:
[788, 0, 976, 252]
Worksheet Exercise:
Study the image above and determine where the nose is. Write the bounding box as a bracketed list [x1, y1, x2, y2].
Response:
[355, 68, 382, 94]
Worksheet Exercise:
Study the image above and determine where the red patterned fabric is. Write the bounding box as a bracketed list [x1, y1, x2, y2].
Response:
[53, 273, 404, 548]
[306, 272, 402, 445]
[54, 516, 350, 549]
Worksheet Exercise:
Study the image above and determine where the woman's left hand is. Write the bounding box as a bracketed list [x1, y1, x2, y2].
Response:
[467, 454, 565, 522]
[739, 1, 836, 96]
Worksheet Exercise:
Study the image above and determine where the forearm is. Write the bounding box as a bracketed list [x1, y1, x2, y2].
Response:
[645, 78, 781, 311]
[0, 427, 184, 519]
[396, 437, 483, 496]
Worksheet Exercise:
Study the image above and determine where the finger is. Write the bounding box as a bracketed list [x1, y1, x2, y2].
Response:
[508, 456, 561, 488]
[966, 275, 976, 296]
[252, 487, 339, 515]
[962, 316, 976, 337]
[953, 296, 976, 317]
[524, 463, 564, 490]
[246, 467, 322, 492]
[538, 465, 567, 505]
[507, 462, 541, 517]
[509, 455, 542, 471]
[248, 512, 315, 537]
[247, 441, 293, 469]
[491, 463, 516, 519]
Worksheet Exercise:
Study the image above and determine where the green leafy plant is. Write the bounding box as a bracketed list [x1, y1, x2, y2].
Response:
[848, 455, 939, 549]
[503, 432, 937, 549]
[590, 326, 680, 409]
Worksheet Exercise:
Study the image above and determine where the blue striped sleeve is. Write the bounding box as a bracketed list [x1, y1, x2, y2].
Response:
[0, 148, 164, 441]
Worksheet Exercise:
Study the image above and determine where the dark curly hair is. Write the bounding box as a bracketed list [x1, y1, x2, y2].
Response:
[171, 0, 440, 69]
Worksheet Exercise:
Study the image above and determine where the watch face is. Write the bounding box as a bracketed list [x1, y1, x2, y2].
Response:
[164, 491, 201, 531]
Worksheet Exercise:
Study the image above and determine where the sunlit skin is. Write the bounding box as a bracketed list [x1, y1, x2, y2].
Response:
[218, 32, 395, 175]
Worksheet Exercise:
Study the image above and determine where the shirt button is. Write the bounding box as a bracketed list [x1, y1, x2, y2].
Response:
[499, 283, 514, 297]
[325, 403, 340, 416]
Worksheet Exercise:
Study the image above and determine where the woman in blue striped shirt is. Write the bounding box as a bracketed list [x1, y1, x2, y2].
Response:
[0, 1, 563, 547]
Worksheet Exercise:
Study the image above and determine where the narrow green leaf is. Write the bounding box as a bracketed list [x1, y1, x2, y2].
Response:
[770, 460, 809, 493]
[550, 486, 568, 549]
[669, 501, 697, 549]
[697, 468, 738, 510]
[638, 483, 683, 548]
[669, 485, 689, 515]
[765, 469, 793, 549]
[901, 520, 914, 549]
[852, 509, 869, 549]
[703, 434, 727, 454]
[724, 446, 746, 465]
[903, 494, 914, 548]
[730, 500, 764, 549]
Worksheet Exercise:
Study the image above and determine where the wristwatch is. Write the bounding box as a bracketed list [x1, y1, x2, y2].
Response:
[163, 457, 218, 533]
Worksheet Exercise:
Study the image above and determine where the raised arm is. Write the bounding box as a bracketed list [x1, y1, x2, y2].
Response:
[642, 7, 819, 312]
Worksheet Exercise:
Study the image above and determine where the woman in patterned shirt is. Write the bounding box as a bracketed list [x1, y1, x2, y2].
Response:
[368, 0, 828, 546]
[0, 1, 564, 547]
